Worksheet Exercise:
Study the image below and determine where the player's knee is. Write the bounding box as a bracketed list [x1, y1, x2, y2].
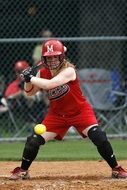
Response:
[88, 126, 107, 147]
[26, 134, 45, 149]
[23, 134, 45, 161]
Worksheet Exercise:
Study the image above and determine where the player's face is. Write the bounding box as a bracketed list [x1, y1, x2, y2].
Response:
[45, 55, 60, 70]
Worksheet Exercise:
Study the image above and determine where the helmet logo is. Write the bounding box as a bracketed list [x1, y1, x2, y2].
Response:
[47, 45, 53, 53]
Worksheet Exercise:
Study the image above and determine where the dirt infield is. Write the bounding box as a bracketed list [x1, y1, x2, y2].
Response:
[0, 161, 127, 190]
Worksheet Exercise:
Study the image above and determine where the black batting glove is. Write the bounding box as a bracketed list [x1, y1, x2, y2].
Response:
[30, 66, 38, 76]
[21, 67, 37, 83]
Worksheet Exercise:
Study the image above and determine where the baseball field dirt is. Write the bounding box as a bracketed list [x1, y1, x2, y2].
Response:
[0, 160, 127, 190]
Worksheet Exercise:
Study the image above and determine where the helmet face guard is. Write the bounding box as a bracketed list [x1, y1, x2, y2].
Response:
[42, 55, 64, 70]
[41, 39, 66, 70]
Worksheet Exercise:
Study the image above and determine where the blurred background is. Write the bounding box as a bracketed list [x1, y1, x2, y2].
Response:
[0, 0, 127, 140]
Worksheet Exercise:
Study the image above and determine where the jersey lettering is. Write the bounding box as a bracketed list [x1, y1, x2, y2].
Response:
[48, 84, 70, 100]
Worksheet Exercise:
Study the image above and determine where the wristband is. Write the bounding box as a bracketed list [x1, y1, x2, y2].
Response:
[24, 85, 34, 93]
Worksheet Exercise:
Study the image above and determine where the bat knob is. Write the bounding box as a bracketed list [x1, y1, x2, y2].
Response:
[20, 73, 24, 79]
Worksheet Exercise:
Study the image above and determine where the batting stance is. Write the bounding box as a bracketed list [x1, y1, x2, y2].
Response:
[10, 39, 127, 180]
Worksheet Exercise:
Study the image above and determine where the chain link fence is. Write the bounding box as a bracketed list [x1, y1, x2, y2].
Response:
[0, 0, 127, 140]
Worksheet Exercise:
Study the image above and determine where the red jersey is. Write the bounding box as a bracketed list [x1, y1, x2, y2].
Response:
[40, 68, 87, 116]
[4, 79, 21, 98]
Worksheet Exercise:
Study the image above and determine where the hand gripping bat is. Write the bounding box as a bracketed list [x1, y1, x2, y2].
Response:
[20, 61, 43, 79]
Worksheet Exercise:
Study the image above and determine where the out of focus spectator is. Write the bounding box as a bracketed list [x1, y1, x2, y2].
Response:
[3, 60, 35, 115]
[0, 60, 48, 123]
[0, 60, 31, 115]
[32, 28, 54, 65]
[4, 60, 29, 99]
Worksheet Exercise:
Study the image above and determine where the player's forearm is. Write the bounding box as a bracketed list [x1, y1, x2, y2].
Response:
[24, 82, 38, 96]
[30, 77, 54, 90]
[30, 69, 73, 90]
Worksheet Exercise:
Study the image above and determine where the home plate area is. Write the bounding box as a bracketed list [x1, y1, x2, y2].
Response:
[0, 161, 127, 190]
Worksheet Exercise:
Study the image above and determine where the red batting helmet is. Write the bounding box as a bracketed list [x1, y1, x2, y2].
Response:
[42, 39, 67, 70]
[14, 60, 29, 72]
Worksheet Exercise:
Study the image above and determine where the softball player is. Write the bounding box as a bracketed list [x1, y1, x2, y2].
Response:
[10, 39, 127, 180]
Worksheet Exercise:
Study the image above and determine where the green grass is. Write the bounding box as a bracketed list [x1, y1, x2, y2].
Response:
[0, 139, 127, 161]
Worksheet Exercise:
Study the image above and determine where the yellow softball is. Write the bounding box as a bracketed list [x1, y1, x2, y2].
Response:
[34, 124, 46, 135]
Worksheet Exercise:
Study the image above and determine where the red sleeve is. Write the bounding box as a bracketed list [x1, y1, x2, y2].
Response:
[4, 80, 20, 98]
